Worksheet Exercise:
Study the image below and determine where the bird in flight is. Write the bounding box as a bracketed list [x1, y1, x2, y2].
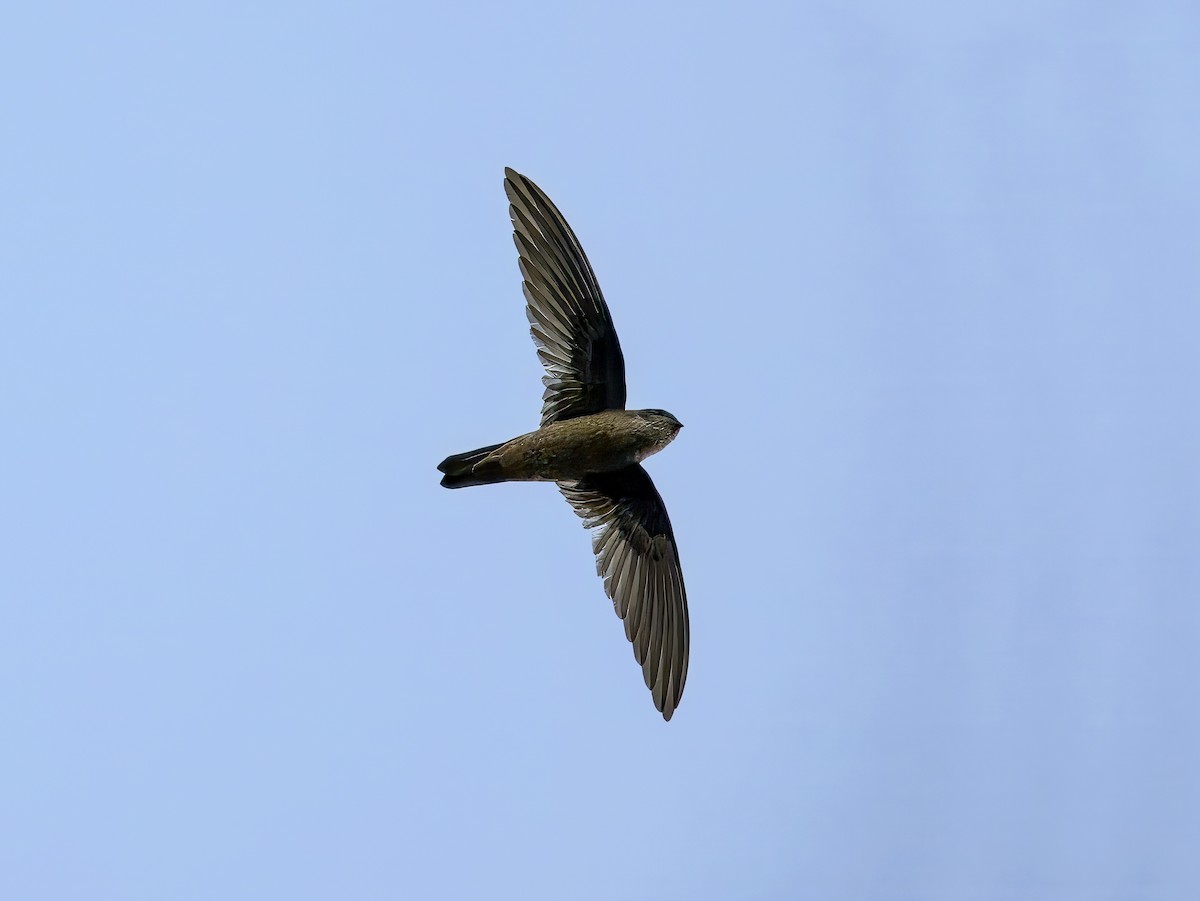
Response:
[438, 168, 689, 720]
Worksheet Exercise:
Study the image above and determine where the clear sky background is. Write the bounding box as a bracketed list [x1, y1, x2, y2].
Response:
[3, 2, 1198, 899]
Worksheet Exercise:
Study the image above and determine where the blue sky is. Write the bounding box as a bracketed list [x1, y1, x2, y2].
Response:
[2, 2, 1198, 898]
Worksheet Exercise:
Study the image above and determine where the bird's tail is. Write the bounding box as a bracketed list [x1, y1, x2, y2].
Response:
[437, 443, 505, 489]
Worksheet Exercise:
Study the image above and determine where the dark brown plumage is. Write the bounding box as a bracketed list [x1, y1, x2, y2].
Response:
[437, 168, 689, 720]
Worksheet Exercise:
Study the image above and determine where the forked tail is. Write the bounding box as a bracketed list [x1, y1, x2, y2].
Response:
[437, 443, 505, 489]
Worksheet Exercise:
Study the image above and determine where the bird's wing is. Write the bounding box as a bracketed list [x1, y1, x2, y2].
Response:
[504, 168, 627, 427]
[559, 464, 688, 720]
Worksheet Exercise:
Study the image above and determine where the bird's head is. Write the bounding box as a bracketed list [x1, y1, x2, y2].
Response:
[638, 408, 684, 440]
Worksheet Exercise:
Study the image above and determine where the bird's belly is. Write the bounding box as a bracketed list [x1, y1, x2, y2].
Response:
[488, 417, 647, 481]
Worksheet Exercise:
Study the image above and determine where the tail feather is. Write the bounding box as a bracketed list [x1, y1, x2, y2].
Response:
[437, 443, 505, 489]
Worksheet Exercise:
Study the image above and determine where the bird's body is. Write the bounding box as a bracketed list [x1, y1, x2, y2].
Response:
[440, 409, 681, 486]
[437, 168, 690, 720]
